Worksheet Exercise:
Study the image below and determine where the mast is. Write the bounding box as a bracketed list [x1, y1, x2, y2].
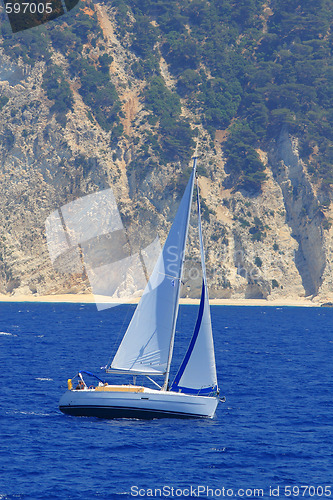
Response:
[162, 157, 197, 391]
[169, 170, 218, 396]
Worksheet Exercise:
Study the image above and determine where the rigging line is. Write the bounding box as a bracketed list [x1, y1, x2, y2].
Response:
[146, 376, 162, 389]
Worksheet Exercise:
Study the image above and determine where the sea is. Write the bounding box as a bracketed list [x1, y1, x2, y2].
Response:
[0, 302, 332, 500]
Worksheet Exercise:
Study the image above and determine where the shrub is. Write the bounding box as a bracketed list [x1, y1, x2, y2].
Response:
[254, 256, 262, 268]
[0, 96, 9, 110]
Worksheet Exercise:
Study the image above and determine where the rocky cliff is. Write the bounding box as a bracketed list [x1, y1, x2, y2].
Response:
[0, 1, 332, 303]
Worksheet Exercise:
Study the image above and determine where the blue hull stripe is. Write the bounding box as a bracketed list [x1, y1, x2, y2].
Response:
[59, 405, 207, 420]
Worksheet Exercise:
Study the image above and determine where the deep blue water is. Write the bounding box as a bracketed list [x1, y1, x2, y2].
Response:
[0, 303, 332, 500]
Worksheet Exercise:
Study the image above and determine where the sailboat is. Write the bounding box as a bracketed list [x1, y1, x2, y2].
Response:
[59, 158, 222, 419]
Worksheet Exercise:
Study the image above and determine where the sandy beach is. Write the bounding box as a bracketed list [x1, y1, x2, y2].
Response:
[0, 293, 322, 307]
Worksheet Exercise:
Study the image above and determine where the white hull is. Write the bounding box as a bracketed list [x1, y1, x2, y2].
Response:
[59, 386, 219, 419]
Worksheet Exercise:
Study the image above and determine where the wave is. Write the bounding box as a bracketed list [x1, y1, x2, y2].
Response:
[11, 410, 51, 417]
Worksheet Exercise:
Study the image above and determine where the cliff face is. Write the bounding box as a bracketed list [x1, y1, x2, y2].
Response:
[0, 2, 332, 303]
[200, 127, 333, 303]
[270, 129, 327, 298]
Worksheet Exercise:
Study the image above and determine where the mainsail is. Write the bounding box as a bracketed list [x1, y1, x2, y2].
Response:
[110, 163, 197, 376]
[171, 180, 218, 395]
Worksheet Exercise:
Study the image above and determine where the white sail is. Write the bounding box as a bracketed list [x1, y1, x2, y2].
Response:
[171, 181, 218, 395]
[110, 165, 197, 376]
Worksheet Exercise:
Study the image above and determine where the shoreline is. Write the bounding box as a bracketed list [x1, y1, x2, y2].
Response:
[0, 293, 323, 307]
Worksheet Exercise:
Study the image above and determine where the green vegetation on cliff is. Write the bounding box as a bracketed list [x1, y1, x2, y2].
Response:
[0, 0, 332, 193]
[0, 5, 122, 133]
[114, 0, 333, 193]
